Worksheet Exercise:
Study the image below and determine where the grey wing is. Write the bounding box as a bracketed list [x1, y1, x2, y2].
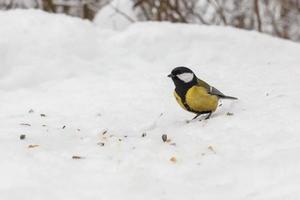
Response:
[209, 86, 226, 97]
[197, 78, 238, 100]
[197, 79, 224, 96]
[209, 85, 238, 100]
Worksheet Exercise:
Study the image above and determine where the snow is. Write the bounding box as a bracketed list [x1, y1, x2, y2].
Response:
[94, 0, 136, 30]
[1, 9, 300, 200]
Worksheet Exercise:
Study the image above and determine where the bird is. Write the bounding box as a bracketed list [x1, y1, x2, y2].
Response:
[168, 66, 237, 120]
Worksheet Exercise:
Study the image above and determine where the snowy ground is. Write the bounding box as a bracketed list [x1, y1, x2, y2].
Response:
[1, 10, 300, 200]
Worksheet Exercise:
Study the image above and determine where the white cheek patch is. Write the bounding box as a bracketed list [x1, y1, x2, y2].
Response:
[177, 73, 194, 83]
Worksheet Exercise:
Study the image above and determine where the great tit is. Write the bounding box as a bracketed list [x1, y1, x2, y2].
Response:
[168, 66, 238, 120]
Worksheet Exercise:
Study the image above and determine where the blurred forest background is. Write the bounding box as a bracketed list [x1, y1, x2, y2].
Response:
[1, 0, 299, 42]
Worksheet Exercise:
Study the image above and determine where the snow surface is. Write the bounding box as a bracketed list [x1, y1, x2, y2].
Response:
[1, 9, 300, 200]
[94, 0, 136, 30]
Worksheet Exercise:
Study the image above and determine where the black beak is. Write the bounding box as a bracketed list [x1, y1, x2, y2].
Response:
[167, 74, 175, 78]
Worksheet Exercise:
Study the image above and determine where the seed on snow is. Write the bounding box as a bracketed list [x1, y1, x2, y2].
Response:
[20, 123, 31, 126]
[170, 156, 177, 163]
[20, 134, 26, 140]
[208, 145, 216, 154]
[72, 155, 84, 159]
[28, 144, 39, 148]
[97, 142, 105, 146]
[162, 134, 167, 142]
[102, 130, 107, 135]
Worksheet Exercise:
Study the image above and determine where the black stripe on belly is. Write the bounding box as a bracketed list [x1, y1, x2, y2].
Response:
[175, 88, 196, 113]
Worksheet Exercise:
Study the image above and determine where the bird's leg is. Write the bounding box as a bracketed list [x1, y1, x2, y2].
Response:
[186, 111, 213, 123]
[204, 112, 212, 120]
[186, 113, 202, 123]
[192, 113, 202, 120]
[190, 111, 212, 121]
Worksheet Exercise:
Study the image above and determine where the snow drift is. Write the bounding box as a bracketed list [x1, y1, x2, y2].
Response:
[1, 9, 300, 200]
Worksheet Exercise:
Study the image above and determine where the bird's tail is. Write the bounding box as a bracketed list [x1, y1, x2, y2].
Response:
[219, 95, 238, 100]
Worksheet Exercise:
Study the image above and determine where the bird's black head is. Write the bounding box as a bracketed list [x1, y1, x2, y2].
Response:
[168, 66, 198, 89]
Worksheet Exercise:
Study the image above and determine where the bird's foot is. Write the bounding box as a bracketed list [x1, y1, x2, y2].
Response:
[204, 112, 212, 120]
[186, 112, 212, 123]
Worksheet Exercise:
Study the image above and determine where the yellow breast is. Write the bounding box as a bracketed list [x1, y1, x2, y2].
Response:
[174, 86, 218, 113]
[186, 86, 218, 112]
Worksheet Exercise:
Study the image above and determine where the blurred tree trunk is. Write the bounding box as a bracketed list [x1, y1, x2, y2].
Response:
[42, 0, 55, 12]
[83, 3, 95, 20]
[254, 0, 262, 32]
[280, 0, 290, 39]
